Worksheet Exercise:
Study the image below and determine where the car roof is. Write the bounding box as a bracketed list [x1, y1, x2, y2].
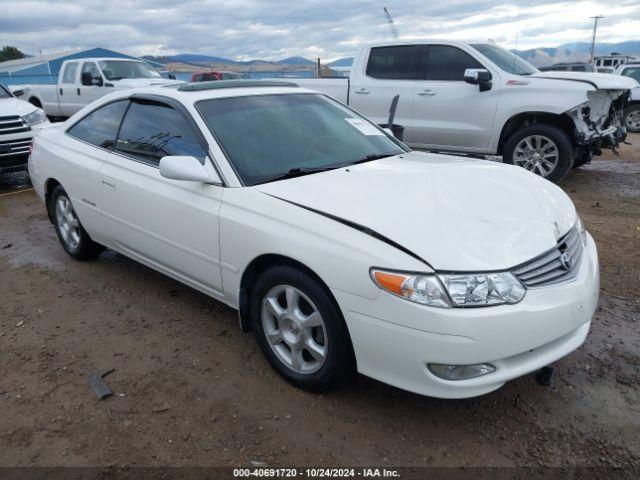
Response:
[104, 82, 314, 103]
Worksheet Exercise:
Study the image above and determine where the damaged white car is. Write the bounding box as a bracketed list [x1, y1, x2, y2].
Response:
[29, 82, 599, 398]
[293, 41, 638, 181]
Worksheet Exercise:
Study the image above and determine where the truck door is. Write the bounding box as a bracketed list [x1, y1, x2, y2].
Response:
[79, 61, 106, 106]
[411, 45, 500, 153]
[59, 62, 84, 117]
[349, 45, 417, 142]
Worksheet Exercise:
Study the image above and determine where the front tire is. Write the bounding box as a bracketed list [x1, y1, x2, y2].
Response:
[250, 265, 355, 391]
[49, 185, 104, 260]
[503, 124, 574, 181]
[624, 104, 640, 133]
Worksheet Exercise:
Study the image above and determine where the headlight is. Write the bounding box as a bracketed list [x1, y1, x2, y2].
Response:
[438, 272, 525, 307]
[22, 108, 47, 126]
[576, 215, 587, 245]
[371, 269, 526, 308]
[370, 269, 451, 308]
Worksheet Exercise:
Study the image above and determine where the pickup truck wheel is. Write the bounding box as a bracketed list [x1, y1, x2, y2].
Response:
[49, 186, 104, 260]
[250, 265, 355, 392]
[504, 124, 573, 182]
[624, 104, 640, 133]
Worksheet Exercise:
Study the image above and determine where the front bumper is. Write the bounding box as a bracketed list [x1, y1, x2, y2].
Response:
[334, 233, 599, 398]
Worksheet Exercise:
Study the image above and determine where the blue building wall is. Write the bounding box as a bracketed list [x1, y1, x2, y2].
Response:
[0, 48, 164, 86]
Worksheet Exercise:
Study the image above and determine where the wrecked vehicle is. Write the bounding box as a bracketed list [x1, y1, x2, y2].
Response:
[293, 41, 638, 181]
[29, 81, 599, 398]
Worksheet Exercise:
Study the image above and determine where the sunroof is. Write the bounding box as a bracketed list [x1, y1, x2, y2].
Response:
[177, 80, 299, 92]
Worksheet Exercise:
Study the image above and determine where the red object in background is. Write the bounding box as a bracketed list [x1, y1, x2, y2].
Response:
[190, 71, 246, 82]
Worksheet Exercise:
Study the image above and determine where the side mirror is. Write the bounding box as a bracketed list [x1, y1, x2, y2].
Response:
[168, 73, 176, 80]
[159, 155, 221, 184]
[81, 71, 103, 86]
[81, 71, 92, 86]
[464, 68, 492, 92]
[12, 88, 24, 97]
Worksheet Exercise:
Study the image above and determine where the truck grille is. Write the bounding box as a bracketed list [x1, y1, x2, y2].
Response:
[0, 115, 30, 135]
[0, 137, 32, 158]
[512, 226, 583, 287]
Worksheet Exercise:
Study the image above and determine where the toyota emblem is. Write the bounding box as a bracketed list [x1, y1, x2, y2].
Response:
[559, 252, 573, 271]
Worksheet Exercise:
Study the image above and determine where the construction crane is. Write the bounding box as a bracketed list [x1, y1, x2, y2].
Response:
[383, 6, 399, 39]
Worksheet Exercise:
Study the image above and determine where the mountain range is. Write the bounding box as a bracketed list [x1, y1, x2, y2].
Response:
[146, 40, 640, 69]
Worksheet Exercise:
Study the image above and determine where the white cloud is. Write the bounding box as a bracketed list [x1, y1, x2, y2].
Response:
[0, 0, 637, 60]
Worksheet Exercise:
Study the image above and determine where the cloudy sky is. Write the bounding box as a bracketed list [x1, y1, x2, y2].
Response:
[1, 0, 639, 61]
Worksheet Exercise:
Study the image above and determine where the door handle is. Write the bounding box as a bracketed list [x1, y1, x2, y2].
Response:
[59, 88, 63, 96]
[101, 178, 115, 190]
[77, 88, 81, 95]
[354, 87, 370, 94]
[418, 89, 436, 96]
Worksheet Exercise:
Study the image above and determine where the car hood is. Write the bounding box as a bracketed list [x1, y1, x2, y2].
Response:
[111, 78, 184, 88]
[258, 152, 577, 271]
[0, 97, 39, 116]
[531, 71, 638, 90]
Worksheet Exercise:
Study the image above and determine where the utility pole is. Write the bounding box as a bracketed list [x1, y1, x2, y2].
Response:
[383, 7, 399, 39]
[589, 15, 604, 64]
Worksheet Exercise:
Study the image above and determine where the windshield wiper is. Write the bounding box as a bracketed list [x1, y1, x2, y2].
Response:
[255, 166, 338, 185]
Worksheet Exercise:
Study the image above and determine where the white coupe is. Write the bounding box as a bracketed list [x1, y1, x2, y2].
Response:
[28, 81, 600, 398]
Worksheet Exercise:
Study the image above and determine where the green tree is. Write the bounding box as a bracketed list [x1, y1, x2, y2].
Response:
[0, 46, 25, 62]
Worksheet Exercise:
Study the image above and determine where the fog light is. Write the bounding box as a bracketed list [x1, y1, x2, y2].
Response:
[428, 363, 496, 381]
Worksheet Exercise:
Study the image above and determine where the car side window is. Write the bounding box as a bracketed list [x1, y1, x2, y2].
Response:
[622, 67, 640, 82]
[424, 46, 483, 81]
[67, 100, 129, 149]
[81, 62, 100, 78]
[366, 46, 419, 80]
[62, 63, 78, 84]
[115, 100, 206, 166]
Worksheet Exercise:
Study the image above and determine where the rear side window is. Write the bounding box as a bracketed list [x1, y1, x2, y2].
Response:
[67, 100, 129, 149]
[424, 46, 483, 81]
[366, 46, 419, 80]
[115, 101, 206, 166]
[62, 63, 78, 84]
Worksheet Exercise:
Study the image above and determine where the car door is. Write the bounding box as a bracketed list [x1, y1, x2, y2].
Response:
[349, 45, 418, 142]
[62, 99, 130, 235]
[411, 45, 500, 152]
[79, 61, 105, 105]
[59, 62, 84, 117]
[96, 97, 224, 295]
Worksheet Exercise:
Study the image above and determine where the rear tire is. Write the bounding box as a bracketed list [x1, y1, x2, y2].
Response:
[624, 104, 640, 133]
[49, 185, 104, 260]
[250, 265, 355, 392]
[503, 124, 574, 182]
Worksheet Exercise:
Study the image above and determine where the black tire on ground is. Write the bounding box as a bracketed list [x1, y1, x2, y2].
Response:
[503, 124, 575, 182]
[49, 185, 105, 260]
[250, 265, 355, 392]
[624, 104, 640, 133]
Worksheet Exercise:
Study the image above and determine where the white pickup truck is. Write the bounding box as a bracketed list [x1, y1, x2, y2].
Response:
[296, 41, 638, 181]
[0, 82, 48, 175]
[16, 58, 183, 119]
[614, 62, 640, 132]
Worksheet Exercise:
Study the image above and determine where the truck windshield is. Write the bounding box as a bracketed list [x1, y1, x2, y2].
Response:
[0, 84, 11, 98]
[470, 44, 539, 76]
[98, 61, 162, 80]
[197, 93, 407, 186]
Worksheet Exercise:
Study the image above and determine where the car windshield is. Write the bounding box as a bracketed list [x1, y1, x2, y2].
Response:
[622, 66, 640, 83]
[0, 84, 11, 98]
[471, 43, 539, 75]
[98, 60, 161, 80]
[197, 93, 407, 186]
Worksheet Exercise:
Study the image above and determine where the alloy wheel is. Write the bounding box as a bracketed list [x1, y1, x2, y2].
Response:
[626, 109, 640, 131]
[55, 195, 81, 251]
[261, 284, 328, 374]
[512, 135, 560, 177]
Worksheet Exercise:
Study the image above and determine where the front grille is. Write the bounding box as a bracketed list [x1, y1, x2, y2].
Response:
[0, 137, 32, 158]
[0, 115, 30, 135]
[513, 226, 584, 287]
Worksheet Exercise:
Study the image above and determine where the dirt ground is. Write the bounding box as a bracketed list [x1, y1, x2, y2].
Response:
[0, 136, 639, 473]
